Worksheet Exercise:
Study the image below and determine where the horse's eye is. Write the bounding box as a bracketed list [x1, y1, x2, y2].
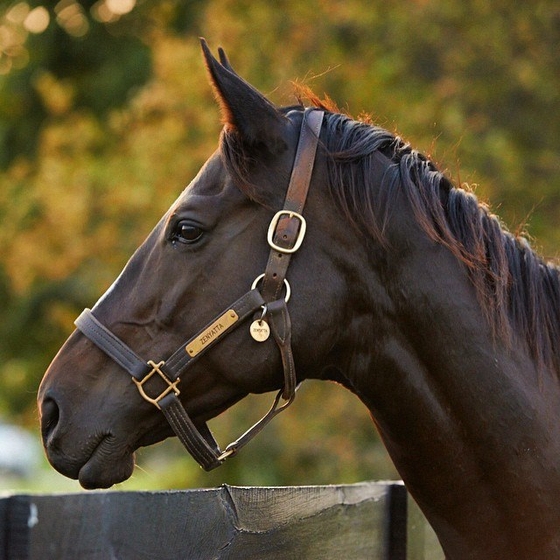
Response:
[171, 221, 204, 245]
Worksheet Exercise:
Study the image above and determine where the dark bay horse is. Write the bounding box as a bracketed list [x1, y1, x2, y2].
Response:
[38, 40, 560, 558]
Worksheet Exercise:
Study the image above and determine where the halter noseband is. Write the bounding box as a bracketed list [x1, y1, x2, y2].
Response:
[74, 109, 324, 471]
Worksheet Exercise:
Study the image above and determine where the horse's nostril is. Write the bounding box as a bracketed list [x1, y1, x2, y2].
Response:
[40, 396, 60, 445]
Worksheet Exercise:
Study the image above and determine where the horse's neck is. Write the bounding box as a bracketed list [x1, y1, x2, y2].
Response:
[341, 234, 560, 558]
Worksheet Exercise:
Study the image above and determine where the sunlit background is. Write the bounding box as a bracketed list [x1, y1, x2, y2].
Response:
[1, 0, 558, 493]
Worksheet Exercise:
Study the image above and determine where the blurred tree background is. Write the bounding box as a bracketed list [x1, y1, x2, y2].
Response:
[0, 0, 558, 490]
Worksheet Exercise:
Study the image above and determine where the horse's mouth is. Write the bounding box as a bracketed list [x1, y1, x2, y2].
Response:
[76, 434, 135, 490]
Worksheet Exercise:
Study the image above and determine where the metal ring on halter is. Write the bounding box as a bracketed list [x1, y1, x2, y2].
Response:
[251, 274, 291, 302]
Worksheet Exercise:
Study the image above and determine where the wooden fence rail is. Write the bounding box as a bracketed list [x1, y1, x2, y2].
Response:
[1, 482, 443, 559]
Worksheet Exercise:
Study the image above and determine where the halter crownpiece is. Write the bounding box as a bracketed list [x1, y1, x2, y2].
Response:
[74, 108, 324, 470]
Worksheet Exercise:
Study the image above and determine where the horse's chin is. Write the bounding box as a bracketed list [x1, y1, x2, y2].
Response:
[76, 436, 135, 490]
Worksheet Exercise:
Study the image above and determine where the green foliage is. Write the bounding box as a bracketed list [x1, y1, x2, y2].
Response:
[0, 0, 152, 168]
[0, 0, 559, 488]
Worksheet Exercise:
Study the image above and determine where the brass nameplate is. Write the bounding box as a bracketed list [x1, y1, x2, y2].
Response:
[185, 310, 239, 358]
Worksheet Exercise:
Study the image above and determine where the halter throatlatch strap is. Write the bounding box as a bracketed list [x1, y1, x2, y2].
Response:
[74, 108, 324, 471]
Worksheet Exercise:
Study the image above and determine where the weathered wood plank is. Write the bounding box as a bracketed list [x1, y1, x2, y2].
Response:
[32, 484, 390, 560]
[1, 482, 443, 559]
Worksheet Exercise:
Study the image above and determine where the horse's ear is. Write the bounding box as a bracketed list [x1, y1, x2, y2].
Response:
[200, 38, 288, 152]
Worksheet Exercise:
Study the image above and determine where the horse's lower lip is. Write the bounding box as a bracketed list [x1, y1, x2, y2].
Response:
[77, 436, 135, 490]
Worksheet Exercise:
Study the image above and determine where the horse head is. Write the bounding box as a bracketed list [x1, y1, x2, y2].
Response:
[37, 41, 374, 489]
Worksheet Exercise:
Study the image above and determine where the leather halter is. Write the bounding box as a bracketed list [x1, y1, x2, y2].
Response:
[74, 109, 324, 471]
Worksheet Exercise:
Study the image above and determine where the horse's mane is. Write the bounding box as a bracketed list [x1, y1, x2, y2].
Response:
[221, 98, 560, 371]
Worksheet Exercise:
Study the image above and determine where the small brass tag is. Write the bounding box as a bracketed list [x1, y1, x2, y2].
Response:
[250, 320, 270, 342]
[186, 310, 239, 357]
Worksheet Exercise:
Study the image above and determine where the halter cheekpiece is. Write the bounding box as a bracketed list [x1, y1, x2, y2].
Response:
[74, 108, 324, 470]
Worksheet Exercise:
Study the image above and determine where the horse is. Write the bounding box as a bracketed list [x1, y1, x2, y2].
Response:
[38, 40, 560, 559]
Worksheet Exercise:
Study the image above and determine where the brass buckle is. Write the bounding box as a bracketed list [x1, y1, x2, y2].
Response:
[267, 211, 307, 254]
[133, 360, 180, 410]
